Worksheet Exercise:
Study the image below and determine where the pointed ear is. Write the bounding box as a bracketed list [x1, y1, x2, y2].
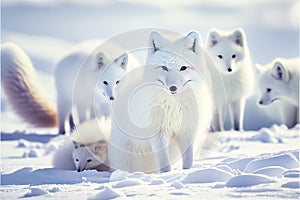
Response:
[96, 52, 107, 68]
[91, 140, 107, 162]
[73, 141, 81, 149]
[115, 53, 128, 69]
[271, 61, 289, 82]
[231, 29, 244, 47]
[183, 31, 201, 53]
[206, 30, 221, 48]
[149, 31, 165, 53]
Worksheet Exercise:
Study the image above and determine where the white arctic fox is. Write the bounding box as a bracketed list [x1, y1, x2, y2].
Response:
[55, 40, 130, 133]
[256, 57, 299, 126]
[52, 118, 111, 172]
[1, 41, 133, 134]
[108, 31, 213, 173]
[205, 28, 254, 131]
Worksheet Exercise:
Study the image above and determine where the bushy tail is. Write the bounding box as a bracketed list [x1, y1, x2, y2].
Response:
[1, 43, 57, 127]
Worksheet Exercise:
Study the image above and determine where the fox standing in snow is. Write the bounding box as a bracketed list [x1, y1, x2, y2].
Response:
[108, 31, 213, 173]
[1, 42, 131, 134]
[256, 57, 299, 127]
[205, 28, 254, 131]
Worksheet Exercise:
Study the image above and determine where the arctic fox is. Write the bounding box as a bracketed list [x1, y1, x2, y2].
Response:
[108, 31, 213, 173]
[256, 57, 299, 127]
[1, 41, 132, 134]
[55, 40, 130, 133]
[205, 28, 254, 131]
[52, 118, 111, 172]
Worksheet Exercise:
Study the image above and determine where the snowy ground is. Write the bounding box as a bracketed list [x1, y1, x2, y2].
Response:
[1, 0, 299, 199]
[1, 125, 299, 199]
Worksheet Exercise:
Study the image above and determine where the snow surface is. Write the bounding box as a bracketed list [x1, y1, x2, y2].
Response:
[1, 0, 300, 199]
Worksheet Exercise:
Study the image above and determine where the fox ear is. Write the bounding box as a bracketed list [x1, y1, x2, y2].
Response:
[73, 141, 81, 149]
[231, 29, 244, 47]
[115, 53, 128, 69]
[91, 140, 107, 162]
[183, 31, 201, 53]
[149, 31, 165, 53]
[271, 61, 289, 82]
[96, 52, 107, 68]
[207, 30, 221, 48]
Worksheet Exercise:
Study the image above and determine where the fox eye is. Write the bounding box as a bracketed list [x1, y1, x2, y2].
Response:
[267, 88, 271, 93]
[161, 66, 168, 71]
[75, 159, 79, 162]
[103, 81, 108, 85]
[180, 66, 187, 71]
[87, 159, 92, 162]
[116, 80, 120, 84]
[217, 55, 223, 59]
[232, 54, 236, 59]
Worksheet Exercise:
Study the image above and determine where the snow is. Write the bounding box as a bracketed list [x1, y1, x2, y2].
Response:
[1, 0, 300, 199]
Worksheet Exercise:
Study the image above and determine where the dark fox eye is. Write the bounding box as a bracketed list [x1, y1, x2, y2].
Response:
[232, 54, 236, 59]
[267, 88, 271, 92]
[87, 159, 92, 162]
[217, 55, 223, 59]
[180, 66, 187, 71]
[103, 81, 108, 85]
[161, 66, 168, 71]
[116, 80, 120, 84]
[75, 159, 79, 162]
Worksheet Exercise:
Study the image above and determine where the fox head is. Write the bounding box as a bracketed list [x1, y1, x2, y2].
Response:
[257, 60, 292, 106]
[72, 140, 108, 172]
[205, 29, 246, 74]
[146, 31, 203, 95]
[96, 53, 128, 101]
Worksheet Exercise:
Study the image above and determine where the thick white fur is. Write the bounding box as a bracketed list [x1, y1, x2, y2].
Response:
[108, 31, 213, 173]
[1, 43, 57, 127]
[205, 28, 254, 131]
[52, 118, 111, 171]
[55, 39, 134, 134]
[256, 57, 299, 127]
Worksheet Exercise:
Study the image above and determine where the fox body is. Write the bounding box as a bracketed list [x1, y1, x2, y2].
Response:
[1, 41, 132, 134]
[108, 31, 213, 173]
[55, 40, 129, 133]
[256, 57, 299, 127]
[205, 28, 254, 131]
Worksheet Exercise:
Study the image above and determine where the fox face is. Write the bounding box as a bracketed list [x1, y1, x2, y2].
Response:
[72, 140, 107, 172]
[96, 53, 128, 101]
[147, 31, 203, 95]
[206, 29, 245, 74]
[258, 61, 291, 105]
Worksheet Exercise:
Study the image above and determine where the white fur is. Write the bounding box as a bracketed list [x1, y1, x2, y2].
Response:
[205, 28, 254, 131]
[108, 31, 213, 173]
[55, 39, 135, 133]
[52, 118, 111, 171]
[256, 57, 299, 127]
[1, 43, 57, 127]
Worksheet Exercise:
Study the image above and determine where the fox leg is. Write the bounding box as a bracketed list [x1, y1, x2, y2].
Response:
[150, 133, 171, 173]
[57, 98, 70, 134]
[229, 99, 245, 131]
[69, 113, 76, 131]
[177, 135, 193, 169]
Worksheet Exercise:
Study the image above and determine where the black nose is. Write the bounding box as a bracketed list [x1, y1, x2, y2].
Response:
[259, 100, 263, 105]
[77, 169, 80, 172]
[110, 96, 114, 100]
[170, 86, 177, 92]
[228, 68, 232, 72]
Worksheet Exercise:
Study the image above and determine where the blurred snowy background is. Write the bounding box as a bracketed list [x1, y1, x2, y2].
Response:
[1, 0, 299, 130]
